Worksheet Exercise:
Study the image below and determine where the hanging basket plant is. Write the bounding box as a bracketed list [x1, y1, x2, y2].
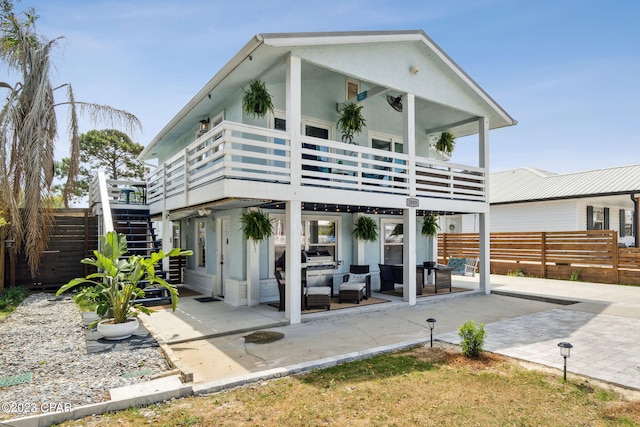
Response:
[421, 213, 440, 237]
[242, 80, 274, 119]
[337, 102, 366, 145]
[240, 209, 274, 242]
[352, 216, 378, 242]
[435, 131, 456, 154]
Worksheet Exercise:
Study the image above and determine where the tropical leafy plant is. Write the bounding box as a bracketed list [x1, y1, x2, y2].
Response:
[337, 102, 366, 145]
[242, 80, 274, 118]
[352, 216, 378, 242]
[56, 231, 192, 327]
[421, 213, 440, 237]
[458, 320, 486, 358]
[240, 209, 274, 242]
[435, 131, 456, 154]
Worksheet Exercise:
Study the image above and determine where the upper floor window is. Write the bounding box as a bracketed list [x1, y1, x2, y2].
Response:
[346, 79, 359, 100]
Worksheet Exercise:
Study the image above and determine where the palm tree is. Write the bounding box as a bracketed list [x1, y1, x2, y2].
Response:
[0, 2, 141, 283]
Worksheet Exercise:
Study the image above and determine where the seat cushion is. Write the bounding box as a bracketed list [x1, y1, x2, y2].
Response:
[340, 282, 365, 292]
[348, 273, 368, 283]
[306, 286, 331, 296]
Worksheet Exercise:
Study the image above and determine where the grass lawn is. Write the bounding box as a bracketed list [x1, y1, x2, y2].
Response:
[61, 345, 640, 426]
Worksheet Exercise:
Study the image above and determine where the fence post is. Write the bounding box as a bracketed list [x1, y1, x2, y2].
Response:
[612, 230, 619, 284]
[441, 233, 448, 262]
[541, 232, 547, 279]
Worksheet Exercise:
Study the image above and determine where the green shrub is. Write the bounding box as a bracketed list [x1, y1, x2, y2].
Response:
[0, 286, 29, 310]
[458, 320, 486, 358]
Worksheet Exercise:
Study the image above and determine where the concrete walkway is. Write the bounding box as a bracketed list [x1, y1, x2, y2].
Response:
[14, 275, 640, 426]
[140, 274, 640, 394]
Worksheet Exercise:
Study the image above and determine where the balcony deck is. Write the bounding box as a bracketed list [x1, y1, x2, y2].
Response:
[146, 121, 486, 214]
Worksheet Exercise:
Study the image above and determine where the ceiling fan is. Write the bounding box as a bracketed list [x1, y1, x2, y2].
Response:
[386, 94, 403, 112]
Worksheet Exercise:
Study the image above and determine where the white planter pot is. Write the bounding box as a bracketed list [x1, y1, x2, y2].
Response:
[97, 317, 140, 340]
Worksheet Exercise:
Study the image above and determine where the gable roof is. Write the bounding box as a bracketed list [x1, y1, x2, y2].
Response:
[141, 30, 516, 160]
[491, 165, 640, 204]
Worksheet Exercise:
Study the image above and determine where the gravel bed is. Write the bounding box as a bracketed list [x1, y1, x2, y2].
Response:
[0, 293, 170, 421]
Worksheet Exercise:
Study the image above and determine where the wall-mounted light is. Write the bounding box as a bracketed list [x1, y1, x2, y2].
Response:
[199, 118, 210, 133]
[198, 208, 211, 217]
[410, 65, 420, 75]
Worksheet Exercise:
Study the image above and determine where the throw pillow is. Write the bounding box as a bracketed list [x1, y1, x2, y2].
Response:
[349, 273, 368, 283]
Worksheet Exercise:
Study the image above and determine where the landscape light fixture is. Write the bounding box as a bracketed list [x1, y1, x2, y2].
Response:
[426, 317, 436, 347]
[557, 342, 573, 381]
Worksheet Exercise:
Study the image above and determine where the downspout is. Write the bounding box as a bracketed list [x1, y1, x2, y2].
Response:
[631, 193, 639, 248]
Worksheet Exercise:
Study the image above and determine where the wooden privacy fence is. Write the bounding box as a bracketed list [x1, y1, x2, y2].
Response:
[438, 230, 640, 285]
[5, 209, 99, 289]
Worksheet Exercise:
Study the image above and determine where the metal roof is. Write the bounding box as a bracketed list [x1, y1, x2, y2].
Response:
[491, 165, 640, 204]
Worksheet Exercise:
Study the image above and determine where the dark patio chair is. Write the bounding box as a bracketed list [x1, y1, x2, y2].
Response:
[339, 264, 371, 303]
[274, 271, 286, 311]
[378, 264, 396, 292]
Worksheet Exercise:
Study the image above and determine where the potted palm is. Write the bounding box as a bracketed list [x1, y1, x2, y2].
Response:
[56, 231, 192, 340]
[435, 131, 456, 155]
[352, 216, 378, 242]
[337, 102, 366, 145]
[242, 80, 274, 119]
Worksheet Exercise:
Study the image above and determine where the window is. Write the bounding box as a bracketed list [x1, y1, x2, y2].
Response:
[346, 79, 359, 100]
[382, 219, 403, 264]
[197, 221, 206, 268]
[587, 206, 609, 230]
[620, 209, 634, 237]
[273, 216, 338, 272]
[172, 222, 180, 249]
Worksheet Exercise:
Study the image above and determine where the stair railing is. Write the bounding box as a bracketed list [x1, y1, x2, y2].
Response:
[97, 171, 115, 235]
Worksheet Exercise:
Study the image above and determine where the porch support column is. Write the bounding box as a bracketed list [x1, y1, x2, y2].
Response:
[403, 93, 417, 197]
[403, 207, 417, 305]
[354, 212, 365, 265]
[285, 200, 302, 324]
[478, 117, 490, 294]
[286, 54, 302, 190]
[246, 208, 260, 306]
[402, 92, 417, 304]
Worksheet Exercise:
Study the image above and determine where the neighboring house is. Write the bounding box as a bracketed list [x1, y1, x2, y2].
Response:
[139, 30, 516, 323]
[454, 166, 639, 247]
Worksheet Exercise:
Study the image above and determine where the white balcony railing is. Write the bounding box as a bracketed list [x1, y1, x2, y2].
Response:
[146, 120, 486, 208]
[89, 177, 148, 208]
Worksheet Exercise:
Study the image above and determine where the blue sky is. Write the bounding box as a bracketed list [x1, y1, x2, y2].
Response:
[12, 0, 640, 174]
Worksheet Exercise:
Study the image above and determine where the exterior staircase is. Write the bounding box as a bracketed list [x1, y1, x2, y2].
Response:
[111, 207, 171, 305]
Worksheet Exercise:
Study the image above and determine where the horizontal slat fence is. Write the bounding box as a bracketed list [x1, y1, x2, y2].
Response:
[438, 230, 640, 285]
[6, 209, 98, 289]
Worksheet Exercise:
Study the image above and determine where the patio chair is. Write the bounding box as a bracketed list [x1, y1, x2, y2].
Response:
[339, 265, 371, 304]
[274, 271, 286, 311]
[447, 257, 479, 277]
